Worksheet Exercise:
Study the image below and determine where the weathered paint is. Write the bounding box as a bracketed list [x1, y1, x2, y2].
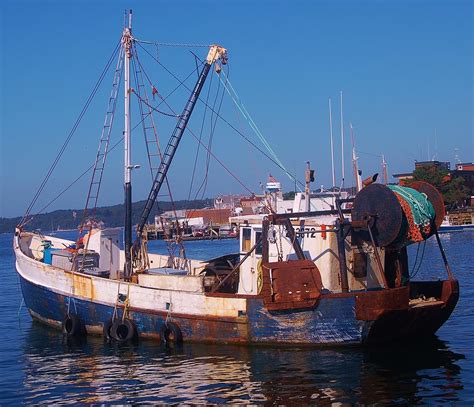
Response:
[20, 271, 367, 345]
[247, 296, 364, 345]
[15, 238, 248, 320]
[14, 233, 459, 346]
[19, 274, 249, 343]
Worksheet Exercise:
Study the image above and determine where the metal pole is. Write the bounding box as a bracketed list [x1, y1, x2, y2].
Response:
[434, 230, 455, 280]
[336, 219, 349, 292]
[328, 98, 336, 189]
[305, 161, 311, 212]
[340, 91, 345, 189]
[135, 45, 227, 239]
[350, 123, 362, 192]
[123, 11, 133, 279]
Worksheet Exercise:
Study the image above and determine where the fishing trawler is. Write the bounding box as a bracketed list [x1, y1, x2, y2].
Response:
[14, 12, 458, 346]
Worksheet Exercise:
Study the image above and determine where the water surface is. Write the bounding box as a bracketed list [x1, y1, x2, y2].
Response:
[1, 231, 473, 404]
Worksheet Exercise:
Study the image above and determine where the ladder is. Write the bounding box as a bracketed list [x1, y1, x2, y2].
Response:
[82, 49, 125, 225]
[133, 50, 163, 181]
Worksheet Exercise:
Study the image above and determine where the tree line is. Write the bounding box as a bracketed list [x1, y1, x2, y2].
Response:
[0, 199, 213, 234]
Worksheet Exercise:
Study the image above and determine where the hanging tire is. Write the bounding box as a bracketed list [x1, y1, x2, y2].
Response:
[103, 319, 114, 342]
[109, 318, 137, 343]
[161, 321, 183, 344]
[62, 314, 85, 337]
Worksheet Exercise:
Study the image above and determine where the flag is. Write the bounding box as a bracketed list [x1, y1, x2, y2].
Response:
[268, 174, 278, 183]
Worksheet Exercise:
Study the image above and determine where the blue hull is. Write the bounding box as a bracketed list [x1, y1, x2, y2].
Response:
[19, 274, 365, 345]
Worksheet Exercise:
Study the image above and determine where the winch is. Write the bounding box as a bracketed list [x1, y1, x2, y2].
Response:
[351, 181, 445, 248]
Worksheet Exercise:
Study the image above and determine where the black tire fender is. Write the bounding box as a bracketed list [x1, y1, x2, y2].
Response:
[62, 314, 85, 337]
[103, 319, 114, 341]
[110, 318, 137, 342]
[160, 321, 183, 344]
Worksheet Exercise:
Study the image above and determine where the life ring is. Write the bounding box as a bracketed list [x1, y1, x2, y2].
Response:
[62, 314, 85, 337]
[109, 318, 138, 342]
[160, 321, 183, 344]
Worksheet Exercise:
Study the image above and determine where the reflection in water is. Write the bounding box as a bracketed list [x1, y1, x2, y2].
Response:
[21, 322, 465, 405]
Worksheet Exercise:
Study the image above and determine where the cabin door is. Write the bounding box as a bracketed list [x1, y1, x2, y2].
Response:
[238, 227, 262, 294]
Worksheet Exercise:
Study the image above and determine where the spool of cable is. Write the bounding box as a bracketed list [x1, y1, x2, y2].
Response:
[408, 180, 445, 229]
[351, 182, 443, 248]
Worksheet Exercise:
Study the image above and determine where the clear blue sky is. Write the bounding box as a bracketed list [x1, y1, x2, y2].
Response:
[1, 0, 472, 218]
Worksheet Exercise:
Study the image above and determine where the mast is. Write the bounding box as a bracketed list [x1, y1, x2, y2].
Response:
[328, 98, 336, 189]
[382, 154, 388, 185]
[134, 45, 228, 250]
[305, 161, 313, 212]
[123, 10, 133, 278]
[350, 123, 362, 192]
[340, 91, 345, 189]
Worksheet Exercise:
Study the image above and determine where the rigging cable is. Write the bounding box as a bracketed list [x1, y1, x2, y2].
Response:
[131, 92, 181, 118]
[136, 42, 304, 189]
[132, 47, 188, 263]
[410, 241, 426, 279]
[130, 58, 207, 129]
[187, 61, 214, 201]
[19, 39, 122, 227]
[138, 77, 255, 195]
[195, 65, 227, 200]
[21, 136, 125, 227]
[134, 38, 211, 48]
[80, 46, 125, 233]
[218, 68, 299, 187]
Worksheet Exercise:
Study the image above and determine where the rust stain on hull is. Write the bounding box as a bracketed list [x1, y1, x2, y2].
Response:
[69, 272, 94, 300]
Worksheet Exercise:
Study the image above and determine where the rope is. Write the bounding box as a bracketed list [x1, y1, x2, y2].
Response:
[136, 43, 304, 189]
[131, 91, 181, 117]
[19, 40, 122, 228]
[218, 69, 299, 187]
[134, 38, 211, 48]
[20, 136, 125, 228]
[17, 297, 24, 319]
[411, 242, 421, 275]
[166, 292, 173, 324]
[132, 47, 188, 266]
[195, 67, 227, 200]
[134, 44, 255, 195]
[410, 241, 426, 279]
[187, 61, 214, 201]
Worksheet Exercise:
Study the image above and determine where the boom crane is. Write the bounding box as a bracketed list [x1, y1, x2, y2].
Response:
[129, 45, 227, 277]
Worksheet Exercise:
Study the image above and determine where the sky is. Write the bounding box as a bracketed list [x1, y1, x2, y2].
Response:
[1, 0, 473, 218]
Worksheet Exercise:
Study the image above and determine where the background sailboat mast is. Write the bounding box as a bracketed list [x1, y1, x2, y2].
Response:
[340, 91, 345, 189]
[123, 10, 133, 279]
[382, 154, 388, 185]
[328, 98, 336, 188]
[350, 123, 362, 192]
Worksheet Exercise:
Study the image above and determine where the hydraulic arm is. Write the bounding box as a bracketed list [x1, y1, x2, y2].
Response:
[131, 45, 227, 271]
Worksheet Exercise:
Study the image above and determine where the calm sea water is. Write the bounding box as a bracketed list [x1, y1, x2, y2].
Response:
[1, 231, 473, 404]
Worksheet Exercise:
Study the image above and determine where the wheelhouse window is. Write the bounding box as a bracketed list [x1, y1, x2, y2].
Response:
[255, 231, 263, 255]
[242, 227, 251, 252]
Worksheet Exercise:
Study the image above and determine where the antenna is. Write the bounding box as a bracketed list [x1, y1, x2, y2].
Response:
[350, 123, 362, 192]
[454, 148, 461, 164]
[382, 154, 388, 185]
[305, 161, 312, 212]
[340, 91, 345, 189]
[427, 135, 431, 161]
[328, 98, 336, 188]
